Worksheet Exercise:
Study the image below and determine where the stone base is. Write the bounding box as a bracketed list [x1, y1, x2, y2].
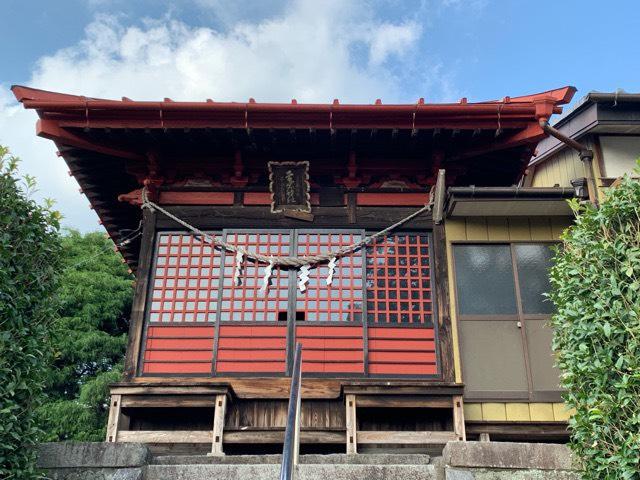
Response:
[36, 441, 581, 480]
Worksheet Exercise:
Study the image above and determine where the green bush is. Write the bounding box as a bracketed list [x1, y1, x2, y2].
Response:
[549, 174, 640, 479]
[36, 231, 132, 442]
[0, 146, 62, 479]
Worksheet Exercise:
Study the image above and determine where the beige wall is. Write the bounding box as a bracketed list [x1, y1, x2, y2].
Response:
[599, 136, 640, 178]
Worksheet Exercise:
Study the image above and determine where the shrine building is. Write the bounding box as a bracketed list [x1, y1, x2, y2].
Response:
[13, 85, 583, 455]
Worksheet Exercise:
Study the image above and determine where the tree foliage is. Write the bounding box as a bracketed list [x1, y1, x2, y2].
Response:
[549, 174, 640, 479]
[0, 146, 61, 479]
[37, 230, 133, 442]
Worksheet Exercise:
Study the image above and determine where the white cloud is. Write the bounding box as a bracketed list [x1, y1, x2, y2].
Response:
[1, 0, 455, 230]
[369, 22, 422, 66]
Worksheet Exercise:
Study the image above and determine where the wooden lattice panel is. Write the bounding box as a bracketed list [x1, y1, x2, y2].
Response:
[296, 233, 364, 322]
[220, 232, 291, 322]
[365, 234, 433, 325]
[150, 233, 221, 323]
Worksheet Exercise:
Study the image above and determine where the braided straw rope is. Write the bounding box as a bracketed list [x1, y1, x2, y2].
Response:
[141, 187, 433, 268]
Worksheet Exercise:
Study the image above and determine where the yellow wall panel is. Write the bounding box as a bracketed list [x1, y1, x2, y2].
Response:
[529, 403, 555, 421]
[528, 217, 553, 241]
[481, 403, 507, 421]
[446, 219, 467, 241]
[507, 218, 531, 240]
[531, 148, 586, 188]
[486, 217, 510, 240]
[505, 403, 532, 421]
[464, 403, 483, 421]
[464, 218, 489, 241]
[552, 403, 575, 421]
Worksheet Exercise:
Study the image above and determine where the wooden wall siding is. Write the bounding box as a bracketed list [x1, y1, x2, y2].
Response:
[296, 325, 364, 374]
[215, 325, 287, 374]
[225, 399, 345, 430]
[463, 402, 575, 422]
[444, 216, 572, 384]
[531, 147, 586, 188]
[142, 325, 215, 374]
[368, 327, 437, 375]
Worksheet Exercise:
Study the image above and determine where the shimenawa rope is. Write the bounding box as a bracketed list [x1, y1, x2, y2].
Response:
[141, 187, 433, 268]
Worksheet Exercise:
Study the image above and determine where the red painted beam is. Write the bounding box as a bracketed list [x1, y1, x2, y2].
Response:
[36, 119, 144, 161]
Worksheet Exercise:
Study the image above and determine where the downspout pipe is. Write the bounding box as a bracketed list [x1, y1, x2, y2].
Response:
[538, 119, 599, 206]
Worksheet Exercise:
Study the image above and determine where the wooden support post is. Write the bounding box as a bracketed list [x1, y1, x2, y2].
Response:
[346, 394, 357, 454]
[105, 394, 122, 443]
[209, 394, 227, 456]
[452, 395, 466, 441]
[479, 433, 491, 442]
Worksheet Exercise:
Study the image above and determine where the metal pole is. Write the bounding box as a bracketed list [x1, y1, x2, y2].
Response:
[280, 343, 303, 480]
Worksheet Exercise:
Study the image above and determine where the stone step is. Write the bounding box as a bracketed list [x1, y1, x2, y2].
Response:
[152, 453, 431, 465]
[145, 463, 437, 480]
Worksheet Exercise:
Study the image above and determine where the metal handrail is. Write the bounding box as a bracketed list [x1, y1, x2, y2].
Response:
[280, 343, 303, 480]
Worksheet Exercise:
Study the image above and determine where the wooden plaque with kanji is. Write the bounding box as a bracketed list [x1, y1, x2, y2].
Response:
[268, 161, 311, 213]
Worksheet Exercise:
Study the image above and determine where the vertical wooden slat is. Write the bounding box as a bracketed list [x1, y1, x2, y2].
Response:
[210, 394, 227, 456]
[105, 394, 122, 443]
[124, 208, 156, 379]
[452, 395, 466, 441]
[345, 394, 357, 454]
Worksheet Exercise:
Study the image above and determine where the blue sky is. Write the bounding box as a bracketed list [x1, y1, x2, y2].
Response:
[1, 0, 639, 230]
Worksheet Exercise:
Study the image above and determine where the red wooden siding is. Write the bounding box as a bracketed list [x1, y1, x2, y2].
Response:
[368, 327, 437, 375]
[296, 325, 364, 373]
[159, 191, 234, 205]
[142, 325, 215, 374]
[243, 192, 320, 205]
[215, 325, 287, 373]
[356, 193, 428, 206]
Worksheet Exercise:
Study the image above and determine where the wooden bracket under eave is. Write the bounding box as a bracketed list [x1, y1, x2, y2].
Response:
[118, 188, 143, 206]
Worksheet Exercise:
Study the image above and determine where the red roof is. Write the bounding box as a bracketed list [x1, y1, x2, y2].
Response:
[12, 85, 575, 131]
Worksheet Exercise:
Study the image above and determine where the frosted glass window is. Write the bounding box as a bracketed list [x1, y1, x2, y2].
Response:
[515, 244, 554, 314]
[454, 245, 517, 315]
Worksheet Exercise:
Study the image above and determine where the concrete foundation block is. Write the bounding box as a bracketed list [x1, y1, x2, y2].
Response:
[442, 441, 578, 471]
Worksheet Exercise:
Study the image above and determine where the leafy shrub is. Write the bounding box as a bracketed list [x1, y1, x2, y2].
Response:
[0, 146, 61, 479]
[549, 174, 640, 479]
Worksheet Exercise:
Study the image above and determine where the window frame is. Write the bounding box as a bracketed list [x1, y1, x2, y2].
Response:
[452, 240, 560, 402]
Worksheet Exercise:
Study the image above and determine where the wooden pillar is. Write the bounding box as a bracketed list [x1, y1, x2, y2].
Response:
[345, 394, 357, 454]
[123, 208, 156, 379]
[105, 394, 122, 443]
[209, 394, 227, 456]
[452, 395, 466, 441]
